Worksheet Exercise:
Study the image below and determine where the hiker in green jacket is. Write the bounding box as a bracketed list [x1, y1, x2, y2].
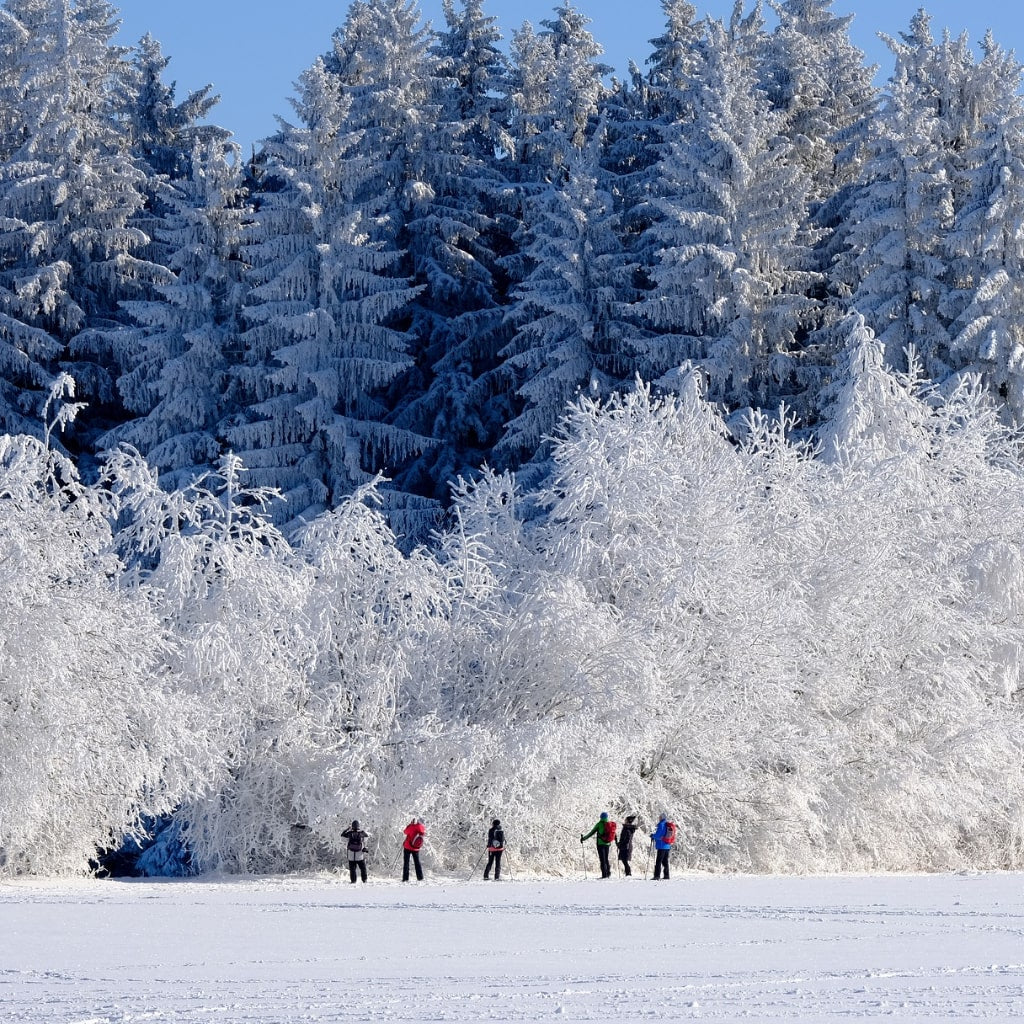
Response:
[581, 812, 616, 878]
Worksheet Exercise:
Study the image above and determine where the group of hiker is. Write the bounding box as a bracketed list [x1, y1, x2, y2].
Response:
[340, 812, 675, 883]
[581, 813, 677, 879]
[340, 816, 428, 884]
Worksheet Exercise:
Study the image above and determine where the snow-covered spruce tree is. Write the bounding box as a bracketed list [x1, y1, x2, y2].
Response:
[121, 33, 225, 183]
[727, 0, 771, 79]
[505, 3, 610, 185]
[497, 132, 636, 468]
[603, 1, 704, 334]
[396, 0, 515, 503]
[228, 52, 422, 529]
[0, 0, 149, 441]
[835, 12, 974, 377]
[612, 0, 703, 189]
[0, 379, 202, 876]
[765, 0, 877, 214]
[353, 0, 510, 508]
[0, 1, 35, 165]
[646, 0, 703, 124]
[637, 16, 815, 413]
[87, 33, 235, 476]
[100, 141, 247, 489]
[436, 0, 510, 165]
[941, 34, 1024, 423]
[495, 3, 615, 473]
[758, 0, 878, 418]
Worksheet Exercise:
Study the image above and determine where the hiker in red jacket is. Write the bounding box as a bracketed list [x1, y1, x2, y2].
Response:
[581, 812, 616, 878]
[402, 817, 426, 882]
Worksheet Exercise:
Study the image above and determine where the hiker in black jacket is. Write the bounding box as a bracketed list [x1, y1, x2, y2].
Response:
[484, 819, 505, 880]
[341, 820, 369, 883]
[616, 814, 638, 876]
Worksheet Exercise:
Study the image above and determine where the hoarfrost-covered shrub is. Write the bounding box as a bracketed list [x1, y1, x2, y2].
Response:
[7, 321, 1024, 876]
[109, 455, 447, 874]
[452, 358, 1024, 873]
[0, 434, 201, 875]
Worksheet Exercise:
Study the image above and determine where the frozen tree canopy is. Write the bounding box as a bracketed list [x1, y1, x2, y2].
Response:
[2, 0, 1024, 877]
[5, 346, 1024, 877]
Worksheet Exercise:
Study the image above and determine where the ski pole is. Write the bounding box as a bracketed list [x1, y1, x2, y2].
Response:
[466, 850, 485, 882]
[505, 850, 513, 882]
[580, 837, 588, 880]
[645, 840, 653, 879]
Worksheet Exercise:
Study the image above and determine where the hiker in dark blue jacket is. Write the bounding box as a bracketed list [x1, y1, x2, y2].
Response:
[616, 814, 638, 876]
[484, 819, 505, 880]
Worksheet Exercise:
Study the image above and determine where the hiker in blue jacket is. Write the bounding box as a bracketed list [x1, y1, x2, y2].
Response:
[651, 814, 672, 880]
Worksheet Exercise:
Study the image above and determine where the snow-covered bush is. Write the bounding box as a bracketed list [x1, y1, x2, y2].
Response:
[505, 344, 1024, 872]
[6, 319, 1024, 878]
[0, 427, 201, 875]
[106, 451, 449, 873]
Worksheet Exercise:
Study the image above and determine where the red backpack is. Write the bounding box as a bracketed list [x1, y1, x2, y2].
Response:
[664, 821, 677, 846]
[601, 819, 617, 844]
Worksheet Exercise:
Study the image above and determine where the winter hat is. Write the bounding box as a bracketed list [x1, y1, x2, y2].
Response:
[352, 820, 360, 828]
[625, 814, 636, 823]
[492, 819, 500, 827]
[600, 812, 609, 819]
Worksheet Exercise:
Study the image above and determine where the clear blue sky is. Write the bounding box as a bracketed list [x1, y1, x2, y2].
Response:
[112, 0, 1024, 154]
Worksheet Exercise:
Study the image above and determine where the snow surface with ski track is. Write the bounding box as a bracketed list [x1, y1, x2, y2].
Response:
[1, 871, 1022, 1021]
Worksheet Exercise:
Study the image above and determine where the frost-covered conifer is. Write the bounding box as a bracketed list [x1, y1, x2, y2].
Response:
[0, 0, 149, 438]
[436, 0, 510, 163]
[610, 2, 703, 284]
[836, 13, 972, 375]
[646, 0, 703, 124]
[101, 141, 247, 488]
[766, 0, 877, 211]
[229, 53, 422, 526]
[638, 17, 814, 411]
[122, 33, 226, 183]
[751, 0, 878, 423]
[369, 0, 510, 505]
[506, 3, 611, 183]
[498, 135, 635, 467]
[816, 311, 928, 460]
[495, 4, 618, 470]
[941, 34, 1024, 422]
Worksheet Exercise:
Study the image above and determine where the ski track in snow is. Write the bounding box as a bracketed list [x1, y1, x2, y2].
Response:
[1, 873, 1023, 1021]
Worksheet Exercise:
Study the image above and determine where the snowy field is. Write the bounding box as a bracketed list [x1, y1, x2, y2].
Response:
[2, 871, 1023, 1022]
